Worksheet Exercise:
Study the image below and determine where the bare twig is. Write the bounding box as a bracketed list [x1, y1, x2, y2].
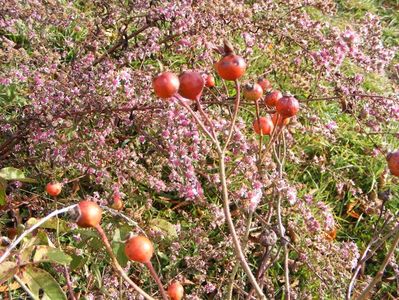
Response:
[226, 212, 253, 299]
[356, 228, 399, 300]
[218, 82, 266, 298]
[177, 97, 221, 148]
[93, 21, 157, 66]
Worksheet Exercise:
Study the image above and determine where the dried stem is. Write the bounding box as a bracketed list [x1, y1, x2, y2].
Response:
[346, 202, 391, 299]
[93, 21, 157, 66]
[219, 154, 266, 299]
[246, 246, 274, 300]
[356, 227, 399, 300]
[144, 261, 168, 300]
[195, 97, 218, 140]
[94, 225, 155, 300]
[0, 204, 78, 265]
[178, 79, 264, 298]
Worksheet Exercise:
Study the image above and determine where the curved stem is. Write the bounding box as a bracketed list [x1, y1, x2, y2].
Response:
[195, 97, 218, 141]
[273, 144, 291, 300]
[0, 204, 78, 265]
[177, 97, 220, 149]
[219, 154, 266, 299]
[94, 225, 155, 300]
[226, 212, 253, 299]
[144, 261, 168, 300]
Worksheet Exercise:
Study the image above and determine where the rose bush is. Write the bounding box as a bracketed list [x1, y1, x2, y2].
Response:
[0, 1, 398, 299]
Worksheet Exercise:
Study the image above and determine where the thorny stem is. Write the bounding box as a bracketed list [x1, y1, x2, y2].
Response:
[94, 225, 155, 300]
[144, 261, 168, 300]
[0, 204, 78, 265]
[356, 228, 399, 300]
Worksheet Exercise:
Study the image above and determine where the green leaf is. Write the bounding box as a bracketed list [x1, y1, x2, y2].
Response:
[20, 230, 53, 252]
[33, 246, 71, 265]
[0, 262, 18, 283]
[0, 167, 37, 183]
[0, 178, 6, 205]
[112, 241, 128, 267]
[70, 254, 87, 271]
[21, 266, 67, 300]
[91, 264, 102, 289]
[149, 218, 178, 239]
[26, 217, 71, 233]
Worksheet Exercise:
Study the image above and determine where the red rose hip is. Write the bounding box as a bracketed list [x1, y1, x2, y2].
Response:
[257, 77, 272, 92]
[167, 281, 184, 300]
[125, 235, 154, 263]
[215, 54, 246, 81]
[387, 151, 399, 177]
[253, 117, 274, 135]
[205, 74, 215, 87]
[264, 90, 283, 107]
[178, 71, 204, 100]
[46, 182, 62, 197]
[243, 83, 263, 101]
[76, 200, 102, 228]
[276, 95, 299, 118]
[153, 72, 180, 99]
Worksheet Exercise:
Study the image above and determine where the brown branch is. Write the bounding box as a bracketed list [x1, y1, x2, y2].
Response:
[356, 227, 399, 300]
[92, 21, 157, 66]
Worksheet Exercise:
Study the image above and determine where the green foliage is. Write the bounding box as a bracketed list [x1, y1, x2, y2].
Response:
[21, 266, 67, 300]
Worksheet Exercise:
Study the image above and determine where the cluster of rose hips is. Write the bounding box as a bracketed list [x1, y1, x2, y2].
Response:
[245, 78, 298, 135]
[153, 42, 299, 139]
[41, 42, 399, 300]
